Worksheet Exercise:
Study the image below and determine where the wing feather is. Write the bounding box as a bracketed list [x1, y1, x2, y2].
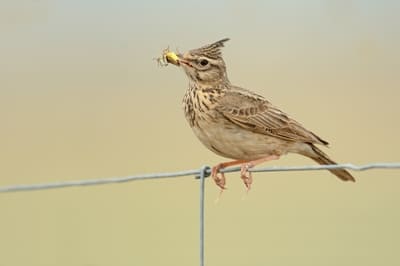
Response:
[217, 86, 328, 145]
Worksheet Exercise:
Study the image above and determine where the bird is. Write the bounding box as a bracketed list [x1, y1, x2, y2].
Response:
[166, 38, 355, 190]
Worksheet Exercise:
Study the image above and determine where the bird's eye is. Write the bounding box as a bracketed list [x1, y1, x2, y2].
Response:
[199, 59, 209, 66]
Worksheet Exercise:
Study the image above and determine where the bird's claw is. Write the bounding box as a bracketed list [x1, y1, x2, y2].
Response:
[211, 165, 226, 190]
[240, 163, 253, 191]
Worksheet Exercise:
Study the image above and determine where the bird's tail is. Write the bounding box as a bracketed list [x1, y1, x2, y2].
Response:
[306, 144, 355, 182]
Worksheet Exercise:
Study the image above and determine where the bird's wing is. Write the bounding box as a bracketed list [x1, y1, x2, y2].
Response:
[216, 86, 328, 145]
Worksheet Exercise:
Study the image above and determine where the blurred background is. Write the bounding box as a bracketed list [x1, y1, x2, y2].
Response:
[1, 1, 399, 265]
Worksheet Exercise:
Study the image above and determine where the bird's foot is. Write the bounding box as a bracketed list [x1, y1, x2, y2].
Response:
[239, 155, 280, 190]
[211, 163, 227, 190]
[240, 163, 253, 191]
[211, 160, 247, 190]
[211, 156, 279, 192]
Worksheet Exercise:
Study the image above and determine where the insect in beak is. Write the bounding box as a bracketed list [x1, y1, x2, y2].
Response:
[165, 51, 180, 66]
[154, 47, 180, 67]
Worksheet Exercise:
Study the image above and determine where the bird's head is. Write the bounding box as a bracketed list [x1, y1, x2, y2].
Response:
[170, 38, 230, 86]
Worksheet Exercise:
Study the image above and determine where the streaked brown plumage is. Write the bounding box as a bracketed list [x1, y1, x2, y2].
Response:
[169, 38, 355, 190]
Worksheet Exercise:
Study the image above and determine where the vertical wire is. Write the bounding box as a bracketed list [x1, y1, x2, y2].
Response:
[199, 166, 208, 266]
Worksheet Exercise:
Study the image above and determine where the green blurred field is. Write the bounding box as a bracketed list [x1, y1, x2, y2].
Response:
[1, 1, 399, 265]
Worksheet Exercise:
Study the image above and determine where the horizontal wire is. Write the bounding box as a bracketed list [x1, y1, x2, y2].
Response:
[0, 163, 399, 193]
[225, 162, 400, 173]
[0, 168, 202, 193]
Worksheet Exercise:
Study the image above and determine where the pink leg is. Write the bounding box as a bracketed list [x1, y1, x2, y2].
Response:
[240, 155, 280, 190]
[211, 160, 248, 190]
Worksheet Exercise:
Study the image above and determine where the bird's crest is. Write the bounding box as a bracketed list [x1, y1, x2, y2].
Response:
[192, 38, 230, 59]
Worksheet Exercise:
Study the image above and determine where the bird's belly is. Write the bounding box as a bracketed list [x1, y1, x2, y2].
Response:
[192, 120, 290, 160]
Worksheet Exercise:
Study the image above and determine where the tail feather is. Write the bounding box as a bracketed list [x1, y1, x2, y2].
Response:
[307, 144, 355, 182]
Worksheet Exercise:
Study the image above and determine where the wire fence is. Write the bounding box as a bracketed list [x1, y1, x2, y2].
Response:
[1, 163, 399, 193]
[1, 162, 400, 266]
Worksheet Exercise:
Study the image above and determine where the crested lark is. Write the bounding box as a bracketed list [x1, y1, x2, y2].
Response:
[165, 38, 355, 190]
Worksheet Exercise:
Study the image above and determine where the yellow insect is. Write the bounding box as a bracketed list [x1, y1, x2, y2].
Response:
[154, 47, 180, 67]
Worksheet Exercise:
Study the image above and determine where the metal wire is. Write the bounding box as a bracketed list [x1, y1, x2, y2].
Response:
[1, 162, 400, 266]
[226, 162, 400, 173]
[0, 163, 399, 193]
[0, 168, 202, 193]
[199, 166, 209, 266]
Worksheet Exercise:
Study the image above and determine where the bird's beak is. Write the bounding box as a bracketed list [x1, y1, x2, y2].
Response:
[176, 54, 194, 68]
[165, 52, 193, 68]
